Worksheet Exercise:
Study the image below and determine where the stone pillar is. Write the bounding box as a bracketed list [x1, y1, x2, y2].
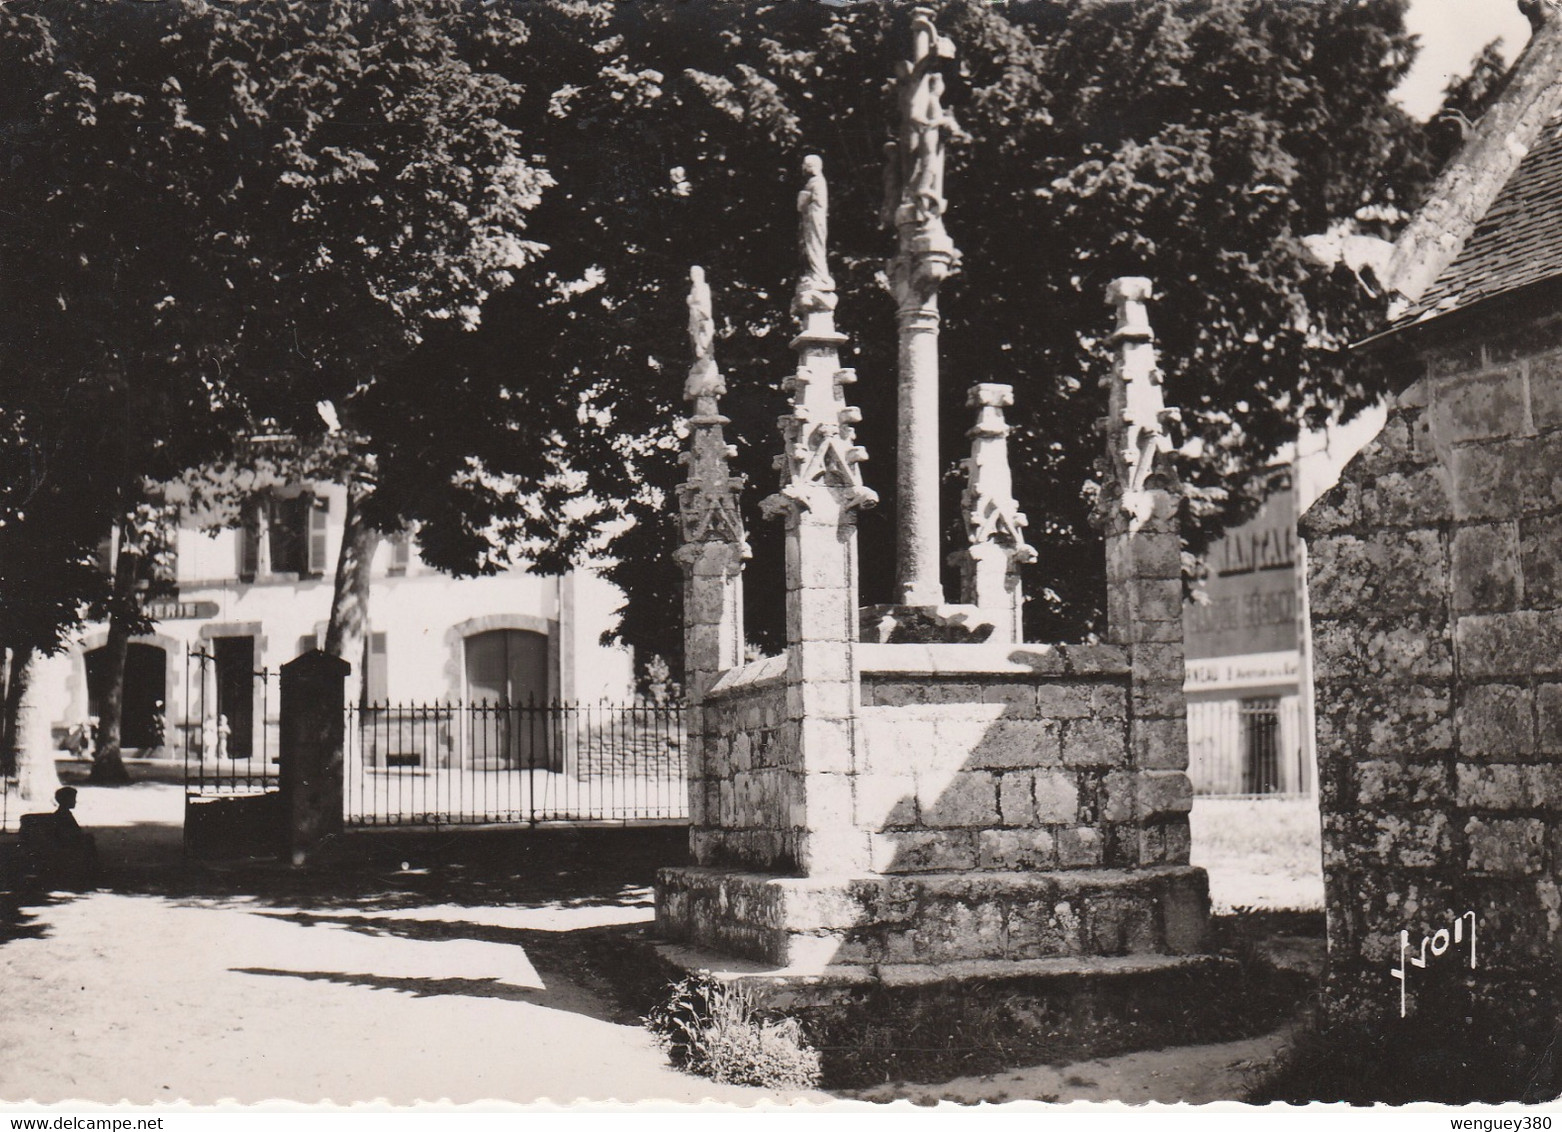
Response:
[885, 8, 960, 608]
[673, 265, 749, 835]
[761, 156, 878, 876]
[1096, 278, 1194, 868]
[278, 649, 348, 866]
[953, 383, 1036, 644]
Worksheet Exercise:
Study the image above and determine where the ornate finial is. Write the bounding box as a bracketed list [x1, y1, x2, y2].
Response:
[793, 155, 837, 316]
[885, 7, 962, 230]
[684, 265, 723, 405]
[1102, 277, 1181, 517]
[676, 266, 748, 560]
[960, 383, 1037, 561]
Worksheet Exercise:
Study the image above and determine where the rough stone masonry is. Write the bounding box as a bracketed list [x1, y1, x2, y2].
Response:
[1305, 286, 1562, 1043]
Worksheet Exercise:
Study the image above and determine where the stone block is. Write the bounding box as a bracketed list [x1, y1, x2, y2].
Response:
[1163, 818, 1192, 865]
[1313, 682, 1453, 758]
[788, 641, 851, 685]
[1538, 684, 1562, 753]
[854, 771, 917, 829]
[1033, 770, 1081, 822]
[1083, 895, 1158, 956]
[1132, 716, 1188, 770]
[1033, 683, 1093, 718]
[1056, 826, 1104, 868]
[1136, 770, 1193, 816]
[1466, 817, 1545, 875]
[1313, 615, 1451, 682]
[1364, 811, 1449, 867]
[1520, 513, 1562, 610]
[1430, 368, 1527, 445]
[918, 770, 999, 828]
[791, 587, 852, 642]
[1451, 522, 1521, 612]
[1354, 759, 1449, 806]
[797, 827, 871, 876]
[1130, 679, 1185, 720]
[976, 828, 1057, 870]
[967, 719, 1061, 768]
[803, 771, 855, 834]
[920, 682, 983, 705]
[1530, 350, 1562, 431]
[1457, 610, 1562, 678]
[982, 683, 1039, 712]
[912, 899, 1006, 962]
[789, 679, 855, 722]
[1456, 683, 1534, 756]
[1361, 466, 1452, 529]
[1101, 769, 1137, 822]
[870, 830, 977, 873]
[1063, 718, 1128, 767]
[1128, 642, 1185, 683]
[998, 771, 1036, 826]
[1302, 479, 1359, 536]
[1456, 762, 1531, 809]
[797, 715, 853, 773]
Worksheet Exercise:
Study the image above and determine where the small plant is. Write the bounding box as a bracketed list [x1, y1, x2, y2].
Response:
[646, 973, 822, 1090]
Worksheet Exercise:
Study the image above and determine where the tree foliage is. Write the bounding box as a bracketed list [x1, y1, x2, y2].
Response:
[447, 0, 1436, 671]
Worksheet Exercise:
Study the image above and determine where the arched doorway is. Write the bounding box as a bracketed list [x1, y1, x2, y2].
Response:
[463, 628, 550, 768]
[85, 643, 168, 751]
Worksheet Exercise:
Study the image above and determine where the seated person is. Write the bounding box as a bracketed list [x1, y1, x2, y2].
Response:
[19, 786, 99, 889]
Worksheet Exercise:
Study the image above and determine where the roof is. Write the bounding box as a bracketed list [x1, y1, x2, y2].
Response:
[1396, 109, 1562, 327]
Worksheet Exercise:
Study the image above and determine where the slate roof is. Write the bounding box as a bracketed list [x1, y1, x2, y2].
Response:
[1397, 108, 1562, 326]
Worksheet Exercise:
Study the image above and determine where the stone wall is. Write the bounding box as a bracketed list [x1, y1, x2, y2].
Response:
[1305, 296, 1562, 1033]
[689, 655, 799, 872]
[859, 643, 1190, 874]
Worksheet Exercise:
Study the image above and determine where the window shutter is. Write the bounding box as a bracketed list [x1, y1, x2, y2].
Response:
[307, 495, 330, 577]
[239, 507, 259, 581]
[363, 632, 389, 706]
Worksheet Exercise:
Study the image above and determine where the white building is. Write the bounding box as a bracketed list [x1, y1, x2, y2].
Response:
[32, 481, 635, 763]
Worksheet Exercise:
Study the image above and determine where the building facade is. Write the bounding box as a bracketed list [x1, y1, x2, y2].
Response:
[32, 481, 635, 762]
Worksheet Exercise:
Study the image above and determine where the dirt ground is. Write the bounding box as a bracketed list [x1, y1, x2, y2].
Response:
[0, 783, 1323, 1108]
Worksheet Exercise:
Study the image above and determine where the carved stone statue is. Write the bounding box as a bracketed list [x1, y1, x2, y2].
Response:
[684, 266, 723, 402]
[793, 155, 837, 315]
[798, 155, 832, 289]
[889, 8, 958, 227]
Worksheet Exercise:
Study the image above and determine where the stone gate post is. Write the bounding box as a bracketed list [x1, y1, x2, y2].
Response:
[278, 649, 348, 865]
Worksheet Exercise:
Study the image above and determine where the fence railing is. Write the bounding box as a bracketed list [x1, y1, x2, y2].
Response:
[344, 700, 688, 827]
[1187, 695, 1311, 797]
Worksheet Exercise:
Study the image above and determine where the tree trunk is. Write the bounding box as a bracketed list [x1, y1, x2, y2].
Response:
[10, 649, 62, 803]
[323, 480, 381, 708]
[90, 534, 138, 786]
[1, 647, 20, 778]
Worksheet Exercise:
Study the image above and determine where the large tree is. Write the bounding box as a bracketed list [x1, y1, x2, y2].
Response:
[0, 0, 559, 775]
[425, 0, 1436, 675]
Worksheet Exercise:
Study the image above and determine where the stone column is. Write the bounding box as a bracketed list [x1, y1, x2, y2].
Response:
[673, 265, 749, 834]
[278, 648, 348, 866]
[953, 383, 1036, 644]
[1096, 278, 1194, 868]
[762, 156, 878, 876]
[885, 8, 960, 608]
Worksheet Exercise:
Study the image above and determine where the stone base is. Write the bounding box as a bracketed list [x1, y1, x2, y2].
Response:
[859, 603, 996, 643]
[655, 864, 1210, 972]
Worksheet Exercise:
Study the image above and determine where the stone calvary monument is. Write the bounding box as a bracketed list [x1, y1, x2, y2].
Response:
[656, 10, 1209, 996]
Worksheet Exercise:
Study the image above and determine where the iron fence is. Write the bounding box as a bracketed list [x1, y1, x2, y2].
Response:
[1187, 695, 1311, 797]
[344, 699, 688, 827]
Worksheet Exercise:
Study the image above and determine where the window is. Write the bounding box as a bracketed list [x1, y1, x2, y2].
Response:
[1241, 696, 1282, 795]
[240, 491, 329, 580]
[387, 531, 411, 576]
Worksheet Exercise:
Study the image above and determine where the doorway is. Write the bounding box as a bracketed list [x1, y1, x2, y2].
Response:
[212, 636, 255, 760]
[463, 628, 550, 768]
[85, 643, 167, 750]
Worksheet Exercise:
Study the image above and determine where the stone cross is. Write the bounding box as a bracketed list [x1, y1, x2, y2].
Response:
[954, 382, 1036, 643]
[885, 7, 961, 608]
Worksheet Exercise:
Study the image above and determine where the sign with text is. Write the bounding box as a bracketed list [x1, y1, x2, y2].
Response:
[146, 599, 219, 621]
[1185, 487, 1299, 661]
